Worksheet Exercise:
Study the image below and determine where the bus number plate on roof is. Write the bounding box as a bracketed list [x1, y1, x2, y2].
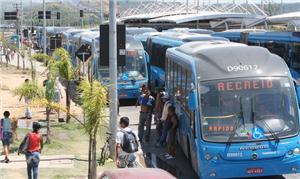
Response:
[227, 65, 258, 72]
[247, 168, 263, 174]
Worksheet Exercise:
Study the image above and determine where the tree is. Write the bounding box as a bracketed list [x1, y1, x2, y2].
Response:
[78, 78, 107, 179]
[32, 52, 57, 143]
[53, 48, 76, 123]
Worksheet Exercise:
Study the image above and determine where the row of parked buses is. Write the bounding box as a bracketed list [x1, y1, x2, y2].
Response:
[35, 26, 300, 178]
[136, 28, 300, 178]
[35, 26, 150, 100]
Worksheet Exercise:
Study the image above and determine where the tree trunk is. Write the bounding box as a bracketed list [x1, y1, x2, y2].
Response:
[66, 81, 71, 123]
[91, 136, 97, 179]
[22, 56, 25, 71]
[46, 107, 51, 143]
[88, 134, 92, 179]
[17, 53, 20, 69]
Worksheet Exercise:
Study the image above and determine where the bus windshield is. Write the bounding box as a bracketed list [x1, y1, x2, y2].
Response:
[200, 77, 299, 143]
[118, 50, 146, 81]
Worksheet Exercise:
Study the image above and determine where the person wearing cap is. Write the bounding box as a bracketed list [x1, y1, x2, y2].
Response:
[23, 122, 43, 179]
[156, 93, 171, 147]
[136, 89, 155, 143]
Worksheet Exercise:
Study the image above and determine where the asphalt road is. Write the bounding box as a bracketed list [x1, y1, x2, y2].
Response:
[118, 100, 300, 179]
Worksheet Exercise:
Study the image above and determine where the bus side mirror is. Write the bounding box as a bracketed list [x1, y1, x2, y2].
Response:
[188, 90, 198, 111]
[296, 86, 300, 105]
[145, 52, 150, 63]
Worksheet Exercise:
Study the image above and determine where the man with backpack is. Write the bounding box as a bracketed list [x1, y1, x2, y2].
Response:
[115, 117, 139, 168]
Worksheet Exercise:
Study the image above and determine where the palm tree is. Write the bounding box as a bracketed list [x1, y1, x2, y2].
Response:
[52, 48, 77, 123]
[78, 78, 107, 179]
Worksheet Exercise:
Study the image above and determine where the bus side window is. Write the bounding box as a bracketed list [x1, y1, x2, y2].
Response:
[291, 43, 300, 70]
[173, 63, 178, 97]
[175, 63, 182, 98]
[182, 68, 187, 107]
[170, 61, 174, 95]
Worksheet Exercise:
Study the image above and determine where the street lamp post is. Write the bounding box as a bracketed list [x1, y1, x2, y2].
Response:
[109, 0, 118, 158]
[43, 0, 46, 55]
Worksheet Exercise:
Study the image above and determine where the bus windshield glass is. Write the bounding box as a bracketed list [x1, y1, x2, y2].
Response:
[118, 50, 146, 81]
[200, 77, 299, 143]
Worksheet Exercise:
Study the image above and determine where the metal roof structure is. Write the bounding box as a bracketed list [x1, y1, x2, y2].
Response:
[149, 11, 264, 24]
[267, 11, 300, 23]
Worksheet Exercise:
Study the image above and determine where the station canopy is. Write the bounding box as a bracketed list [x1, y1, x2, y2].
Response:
[267, 11, 300, 24]
[267, 11, 300, 31]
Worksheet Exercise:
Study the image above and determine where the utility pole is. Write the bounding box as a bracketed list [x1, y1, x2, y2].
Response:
[14, 3, 20, 69]
[43, 0, 47, 55]
[20, 0, 25, 71]
[99, 0, 104, 24]
[109, 0, 117, 159]
[197, 0, 199, 13]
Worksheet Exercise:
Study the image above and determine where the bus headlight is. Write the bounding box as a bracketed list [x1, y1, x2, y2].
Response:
[294, 148, 300, 155]
[213, 155, 219, 160]
[205, 154, 211, 160]
[210, 172, 216, 177]
[288, 150, 293, 155]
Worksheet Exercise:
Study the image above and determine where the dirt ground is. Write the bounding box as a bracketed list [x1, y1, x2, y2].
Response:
[0, 62, 82, 122]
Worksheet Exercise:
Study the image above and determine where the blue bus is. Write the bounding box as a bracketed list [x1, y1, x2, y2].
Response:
[166, 40, 300, 178]
[145, 32, 228, 91]
[66, 29, 149, 100]
[212, 31, 300, 72]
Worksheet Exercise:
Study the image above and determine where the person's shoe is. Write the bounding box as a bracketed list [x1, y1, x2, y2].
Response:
[166, 155, 175, 160]
[164, 153, 171, 158]
[4, 158, 9, 163]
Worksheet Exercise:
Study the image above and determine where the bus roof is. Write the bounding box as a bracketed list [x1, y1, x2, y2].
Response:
[163, 28, 214, 34]
[126, 27, 158, 35]
[168, 41, 289, 81]
[153, 32, 229, 43]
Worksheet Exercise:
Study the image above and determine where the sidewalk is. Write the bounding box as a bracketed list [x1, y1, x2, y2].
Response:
[0, 155, 75, 169]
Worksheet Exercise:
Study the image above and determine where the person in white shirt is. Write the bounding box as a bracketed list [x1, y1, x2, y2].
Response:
[54, 77, 63, 121]
[19, 79, 32, 119]
[115, 117, 139, 168]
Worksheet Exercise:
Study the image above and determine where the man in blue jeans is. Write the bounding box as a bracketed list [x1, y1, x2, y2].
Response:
[136, 90, 155, 142]
[20, 122, 43, 179]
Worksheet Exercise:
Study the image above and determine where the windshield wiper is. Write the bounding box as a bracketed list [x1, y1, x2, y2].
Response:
[251, 98, 280, 143]
[226, 96, 244, 146]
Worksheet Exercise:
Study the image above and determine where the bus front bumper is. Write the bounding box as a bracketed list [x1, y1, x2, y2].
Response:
[201, 156, 300, 178]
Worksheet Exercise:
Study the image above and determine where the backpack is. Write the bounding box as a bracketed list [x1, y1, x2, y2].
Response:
[18, 133, 30, 154]
[121, 130, 139, 153]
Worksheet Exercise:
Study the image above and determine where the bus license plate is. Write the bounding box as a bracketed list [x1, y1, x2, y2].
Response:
[247, 168, 263, 174]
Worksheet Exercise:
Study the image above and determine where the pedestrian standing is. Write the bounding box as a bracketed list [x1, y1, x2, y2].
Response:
[165, 106, 178, 160]
[19, 122, 43, 179]
[19, 79, 33, 119]
[54, 77, 63, 121]
[156, 93, 171, 146]
[136, 90, 155, 143]
[116, 117, 139, 168]
[1, 111, 12, 163]
[154, 91, 164, 125]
